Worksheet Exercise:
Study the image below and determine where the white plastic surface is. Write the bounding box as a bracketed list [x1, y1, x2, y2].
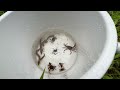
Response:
[0, 11, 117, 79]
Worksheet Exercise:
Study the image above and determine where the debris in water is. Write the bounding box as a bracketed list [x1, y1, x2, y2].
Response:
[48, 62, 56, 73]
[52, 49, 58, 55]
[47, 35, 57, 43]
[63, 43, 76, 54]
[37, 54, 45, 65]
[59, 63, 65, 71]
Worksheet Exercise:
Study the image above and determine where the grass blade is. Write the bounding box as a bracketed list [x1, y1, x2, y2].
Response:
[40, 68, 45, 79]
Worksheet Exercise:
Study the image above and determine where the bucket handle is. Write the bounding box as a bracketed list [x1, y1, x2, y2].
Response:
[117, 42, 120, 53]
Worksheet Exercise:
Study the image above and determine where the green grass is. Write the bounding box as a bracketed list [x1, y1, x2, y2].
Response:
[0, 11, 120, 79]
[0, 11, 5, 15]
[103, 11, 120, 79]
[40, 68, 45, 79]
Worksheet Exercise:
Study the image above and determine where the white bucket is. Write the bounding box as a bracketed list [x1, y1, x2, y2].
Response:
[0, 11, 119, 79]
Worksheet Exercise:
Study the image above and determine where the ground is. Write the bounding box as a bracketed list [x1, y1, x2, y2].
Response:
[0, 11, 120, 79]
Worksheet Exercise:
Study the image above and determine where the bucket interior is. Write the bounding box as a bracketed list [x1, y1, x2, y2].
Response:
[0, 11, 107, 79]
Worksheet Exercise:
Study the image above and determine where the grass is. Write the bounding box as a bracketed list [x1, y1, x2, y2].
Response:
[102, 11, 120, 79]
[0, 11, 5, 15]
[0, 11, 120, 79]
[40, 68, 45, 79]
